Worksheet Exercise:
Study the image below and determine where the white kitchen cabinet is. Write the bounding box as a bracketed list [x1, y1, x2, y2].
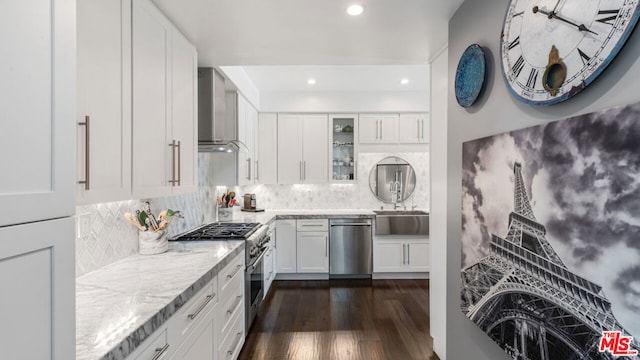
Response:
[330, 114, 358, 182]
[358, 114, 399, 144]
[275, 219, 297, 274]
[171, 315, 215, 360]
[257, 113, 279, 184]
[277, 114, 328, 184]
[132, 0, 197, 199]
[399, 113, 430, 144]
[296, 231, 329, 273]
[169, 30, 198, 195]
[264, 222, 276, 298]
[373, 237, 430, 273]
[296, 219, 329, 273]
[76, 0, 132, 205]
[0, 2, 75, 360]
[0, 218, 75, 360]
[0, 0, 75, 226]
[237, 94, 257, 185]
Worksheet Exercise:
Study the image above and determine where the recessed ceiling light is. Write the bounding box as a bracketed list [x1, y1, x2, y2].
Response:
[347, 4, 364, 16]
[307, 78, 316, 85]
[400, 78, 409, 85]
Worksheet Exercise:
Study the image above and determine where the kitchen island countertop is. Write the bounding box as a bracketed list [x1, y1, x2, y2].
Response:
[76, 240, 244, 360]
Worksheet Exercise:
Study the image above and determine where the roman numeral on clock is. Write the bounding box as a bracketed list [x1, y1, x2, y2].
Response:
[597, 9, 620, 25]
[526, 68, 538, 89]
[509, 36, 520, 50]
[512, 55, 525, 77]
[578, 48, 591, 65]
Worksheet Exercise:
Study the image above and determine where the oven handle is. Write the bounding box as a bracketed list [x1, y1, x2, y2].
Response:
[247, 250, 266, 272]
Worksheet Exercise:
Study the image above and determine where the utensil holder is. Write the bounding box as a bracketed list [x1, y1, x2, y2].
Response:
[139, 230, 168, 255]
[218, 207, 233, 222]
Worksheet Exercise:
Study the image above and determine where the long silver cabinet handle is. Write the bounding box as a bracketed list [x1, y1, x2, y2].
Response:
[188, 294, 215, 320]
[407, 244, 410, 265]
[152, 344, 170, 360]
[169, 140, 177, 186]
[402, 244, 406, 264]
[246, 158, 251, 181]
[78, 116, 90, 190]
[227, 332, 243, 356]
[176, 140, 181, 186]
[417, 119, 420, 139]
[303, 161, 306, 181]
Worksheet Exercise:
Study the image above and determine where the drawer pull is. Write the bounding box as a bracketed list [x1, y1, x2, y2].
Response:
[227, 263, 243, 278]
[227, 332, 243, 356]
[188, 294, 214, 320]
[152, 343, 170, 360]
[227, 295, 243, 314]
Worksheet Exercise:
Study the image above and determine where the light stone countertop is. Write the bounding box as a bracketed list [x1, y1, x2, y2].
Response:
[76, 240, 244, 360]
[222, 208, 378, 224]
[76, 208, 427, 359]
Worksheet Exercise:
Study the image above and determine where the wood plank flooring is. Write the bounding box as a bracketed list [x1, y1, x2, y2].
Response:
[238, 279, 438, 360]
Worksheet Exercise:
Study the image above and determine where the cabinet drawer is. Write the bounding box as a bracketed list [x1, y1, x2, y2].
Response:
[297, 219, 328, 232]
[134, 327, 171, 360]
[219, 253, 244, 294]
[219, 278, 244, 335]
[175, 276, 217, 339]
[218, 309, 244, 360]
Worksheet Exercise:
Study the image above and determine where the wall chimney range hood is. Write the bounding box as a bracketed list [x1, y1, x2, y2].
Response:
[197, 67, 247, 153]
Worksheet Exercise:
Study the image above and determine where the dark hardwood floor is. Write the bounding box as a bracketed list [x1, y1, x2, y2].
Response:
[238, 279, 438, 360]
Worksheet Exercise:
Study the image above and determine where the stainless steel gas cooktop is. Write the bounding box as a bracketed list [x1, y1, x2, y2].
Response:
[171, 222, 261, 241]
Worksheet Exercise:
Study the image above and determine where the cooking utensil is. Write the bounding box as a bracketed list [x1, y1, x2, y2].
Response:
[124, 212, 146, 231]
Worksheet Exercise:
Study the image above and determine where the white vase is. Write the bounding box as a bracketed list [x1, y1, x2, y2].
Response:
[138, 230, 168, 255]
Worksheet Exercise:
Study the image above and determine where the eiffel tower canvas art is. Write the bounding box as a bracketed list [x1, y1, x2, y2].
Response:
[461, 103, 640, 360]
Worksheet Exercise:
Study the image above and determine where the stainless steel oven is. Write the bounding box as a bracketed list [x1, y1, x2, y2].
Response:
[245, 248, 264, 331]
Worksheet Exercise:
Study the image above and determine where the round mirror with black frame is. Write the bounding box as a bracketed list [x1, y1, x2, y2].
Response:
[368, 156, 416, 204]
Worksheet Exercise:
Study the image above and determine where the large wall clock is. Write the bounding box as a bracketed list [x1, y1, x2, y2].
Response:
[500, 0, 640, 106]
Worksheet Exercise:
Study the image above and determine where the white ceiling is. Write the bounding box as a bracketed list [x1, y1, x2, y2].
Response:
[152, 0, 463, 93]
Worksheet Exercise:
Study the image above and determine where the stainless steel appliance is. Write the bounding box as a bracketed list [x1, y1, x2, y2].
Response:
[329, 218, 373, 278]
[171, 222, 270, 331]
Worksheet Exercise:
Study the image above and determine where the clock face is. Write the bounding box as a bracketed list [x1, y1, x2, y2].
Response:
[500, 0, 640, 105]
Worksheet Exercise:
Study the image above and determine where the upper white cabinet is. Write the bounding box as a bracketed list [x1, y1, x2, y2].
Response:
[330, 114, 357, 182]
[257, 113, 278, 185]
[399, 113, 429, 143]
[277, 114, 328, 184]
[358, 114, 399, 144]
[77, 0, 132, 205]
[0, 0, 75, 226]
[170, 30, 198, 195]
[132, 0, 197, 198]
[359, 113, 430, 145]
[237, 94, 257, 186]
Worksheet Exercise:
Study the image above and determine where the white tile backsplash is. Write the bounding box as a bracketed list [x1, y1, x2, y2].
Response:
[76, 151, 428, 277]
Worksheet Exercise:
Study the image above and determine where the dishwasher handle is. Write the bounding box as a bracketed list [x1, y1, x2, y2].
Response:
[330, 223, 371, 227]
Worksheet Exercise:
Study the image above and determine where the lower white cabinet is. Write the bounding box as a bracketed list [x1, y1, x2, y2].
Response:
[373, 237, 430, 273]
[173, 314, 216, 360]
[296, 232, 329, 273]
[275, 219, 297, 273]
[263, 223, 276, 298]
[134, 327, 171, 360]
[0, 218, 75, 360]
[296, 219, 329, 273]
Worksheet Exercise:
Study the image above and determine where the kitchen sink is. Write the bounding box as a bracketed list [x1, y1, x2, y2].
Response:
[373, 210, 429, 236]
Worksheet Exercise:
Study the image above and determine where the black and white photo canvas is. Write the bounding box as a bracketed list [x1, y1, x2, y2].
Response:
[461, 102, 640, 359]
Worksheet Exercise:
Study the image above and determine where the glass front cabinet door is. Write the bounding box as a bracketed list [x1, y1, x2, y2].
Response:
[330, 114, 357, 182]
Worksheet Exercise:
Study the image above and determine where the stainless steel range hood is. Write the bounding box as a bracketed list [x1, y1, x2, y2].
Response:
[197, 68, 247, 153]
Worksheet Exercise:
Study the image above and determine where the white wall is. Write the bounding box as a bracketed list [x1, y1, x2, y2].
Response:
[438, 0, 640, 359]
[429, 47, 448, 359]
[259, 91, 429, 113]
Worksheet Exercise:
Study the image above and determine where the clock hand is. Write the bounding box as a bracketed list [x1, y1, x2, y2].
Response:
[551, 0, 562, 15]
[533, 6, 599, 35]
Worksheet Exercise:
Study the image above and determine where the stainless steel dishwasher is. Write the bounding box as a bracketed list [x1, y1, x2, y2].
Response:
[329, 218, 372, 278]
